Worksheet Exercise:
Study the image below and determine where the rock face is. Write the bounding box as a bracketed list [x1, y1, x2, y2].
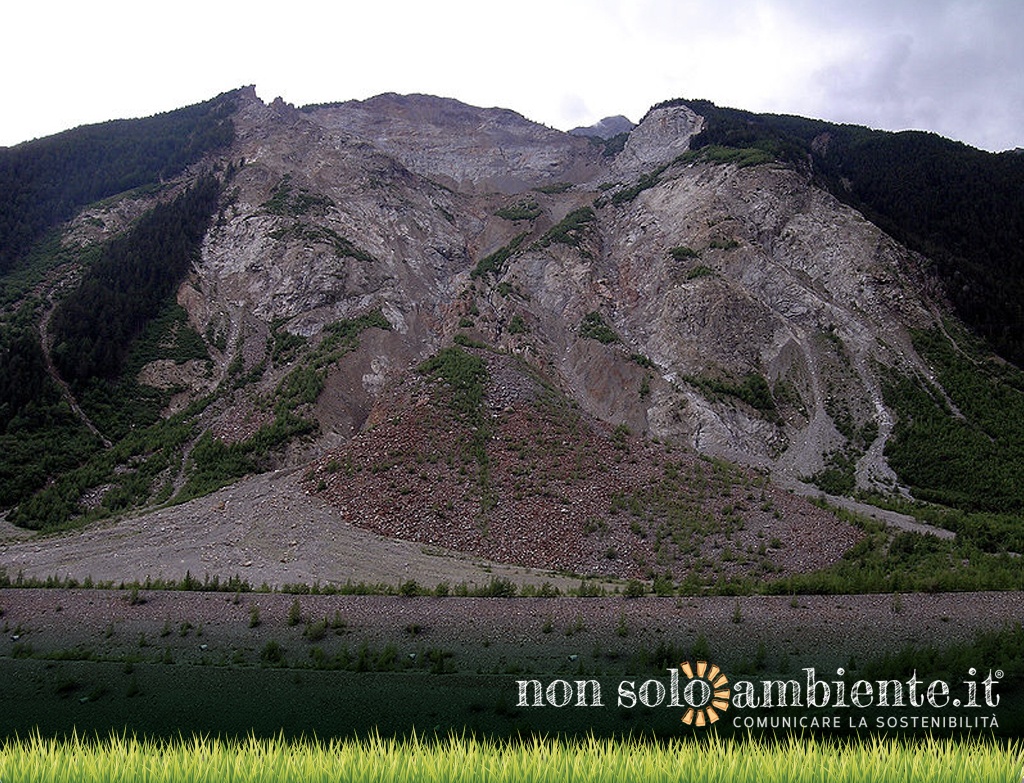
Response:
[310, 93, 607, 193]
[86, 88, 944, 502]
[613, 103, 704, 172]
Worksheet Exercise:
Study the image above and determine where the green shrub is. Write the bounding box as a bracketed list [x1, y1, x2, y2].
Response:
[610, 164, 669, 205]
[623, 580, 645, 599]
[475, 577, 517, 597]
[686, 265, 716, 280]
[700, 145, 775, 168]
[537, 208, 595, 249]
[262, 176, 335, 217]
[418, 346, 488, 419]
[471, 233, 528, 279]
[630, 353, 655, 368]
[709, 237, 740, 250]
[287, 598, 302, 627]
[653, 574, 675, 596]
[669, 245, 698, 260]
[685, 371, 777, 418]
[260, 640, 285, 666]
[494, 200, 541, 221]
[579, 311, 619, 344]
[303, 618, 328, 642]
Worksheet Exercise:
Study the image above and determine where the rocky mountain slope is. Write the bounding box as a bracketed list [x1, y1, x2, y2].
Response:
[2, 86, 1022, 588]
[195, 88, 934, 490]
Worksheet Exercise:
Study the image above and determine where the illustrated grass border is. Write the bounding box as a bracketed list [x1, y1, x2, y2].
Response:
[0, 732, 1018, 783]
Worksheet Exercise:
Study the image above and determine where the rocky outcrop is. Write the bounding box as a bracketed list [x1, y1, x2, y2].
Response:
[613, 103, 704, 173]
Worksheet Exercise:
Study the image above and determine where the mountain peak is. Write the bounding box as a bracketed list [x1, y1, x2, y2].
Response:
[568, 115, 636, 139]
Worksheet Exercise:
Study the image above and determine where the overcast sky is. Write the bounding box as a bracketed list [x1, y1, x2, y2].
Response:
[2, 0, 1022, 151]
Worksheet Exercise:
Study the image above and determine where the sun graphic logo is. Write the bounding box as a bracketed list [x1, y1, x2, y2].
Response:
[679, 660, 731, 727]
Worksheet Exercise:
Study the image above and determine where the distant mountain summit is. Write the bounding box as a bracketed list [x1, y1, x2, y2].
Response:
[568, 115, 636, 139]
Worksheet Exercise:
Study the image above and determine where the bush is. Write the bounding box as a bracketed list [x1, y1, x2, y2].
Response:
[494, 200, 541, 221]
[418, 346, 488, 420]
[610, 164, 669, 205]
[686, 265, 716, 280]
[536, 208, 595, 249]
[475, 577, 517, 598]
[470, 234, 527, 280]
[287, 598, 302, 627]
[653, 574, 675, 596]
[623, 580, 646, 599]
[579, 311, 619, 344]
[685, 371, 778, 418]
[260, 640, 285, 666]
[303, 618, 328, 642]
[669, 246, 698, 260]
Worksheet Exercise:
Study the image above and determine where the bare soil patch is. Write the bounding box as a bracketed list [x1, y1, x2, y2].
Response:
[0, 469, 583, 593]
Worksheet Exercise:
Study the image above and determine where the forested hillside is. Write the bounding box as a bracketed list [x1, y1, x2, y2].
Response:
[0, 94, 237, 519]
[50, 174, 222, 384]
[0, 89, 237, 278]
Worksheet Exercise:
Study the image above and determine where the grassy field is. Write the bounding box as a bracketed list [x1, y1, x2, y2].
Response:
[0, 732, 1019, 783]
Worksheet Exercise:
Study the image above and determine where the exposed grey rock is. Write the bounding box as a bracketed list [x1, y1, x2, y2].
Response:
[613, 103, 705, 174]
[119, 90, 944, 497]
[307, 93, 607, 193]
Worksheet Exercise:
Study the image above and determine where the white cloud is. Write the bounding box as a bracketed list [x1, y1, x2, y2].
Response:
[1, 0, 1021, 150]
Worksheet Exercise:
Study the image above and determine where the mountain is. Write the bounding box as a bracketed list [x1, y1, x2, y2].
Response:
[2, 86, 1023, 591]
[568, 115, 636, 139]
